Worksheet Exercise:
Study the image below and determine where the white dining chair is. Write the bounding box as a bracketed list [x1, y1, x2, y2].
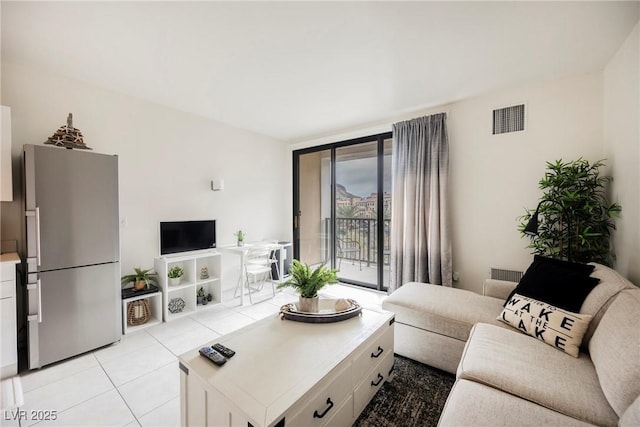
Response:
[235, 244, 277, 304]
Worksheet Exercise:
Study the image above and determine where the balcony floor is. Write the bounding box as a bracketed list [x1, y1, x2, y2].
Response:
[334, 258, 391, 290]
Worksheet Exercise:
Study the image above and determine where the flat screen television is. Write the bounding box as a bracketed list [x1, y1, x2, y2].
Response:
[160, 220, 216, 256]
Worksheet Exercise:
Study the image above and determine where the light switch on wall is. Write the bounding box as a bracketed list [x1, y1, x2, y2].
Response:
[211, 179, 224, 191]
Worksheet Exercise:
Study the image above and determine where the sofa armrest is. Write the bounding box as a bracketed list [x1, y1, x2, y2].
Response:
[482, 279, 517, 300]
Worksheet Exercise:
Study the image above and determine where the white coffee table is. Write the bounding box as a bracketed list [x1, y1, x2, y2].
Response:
[179, 307, 395, 427]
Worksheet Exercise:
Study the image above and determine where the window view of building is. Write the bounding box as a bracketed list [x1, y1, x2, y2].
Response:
[336, 186, 391, 219]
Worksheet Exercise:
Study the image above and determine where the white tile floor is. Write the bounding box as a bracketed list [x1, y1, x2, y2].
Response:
[7, 284, 386, 427]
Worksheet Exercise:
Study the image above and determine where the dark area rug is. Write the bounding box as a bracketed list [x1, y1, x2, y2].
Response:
[353, 355, 455, 427]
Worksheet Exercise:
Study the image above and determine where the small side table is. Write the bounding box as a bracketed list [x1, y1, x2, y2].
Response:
[121, 286, 163, 334]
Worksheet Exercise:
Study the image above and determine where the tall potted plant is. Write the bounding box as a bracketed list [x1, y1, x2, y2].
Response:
[519, 158, 621, 265]
[277, 260, 338, 312]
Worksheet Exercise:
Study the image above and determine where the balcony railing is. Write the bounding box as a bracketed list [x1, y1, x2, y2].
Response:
[323, 217, 391, 267]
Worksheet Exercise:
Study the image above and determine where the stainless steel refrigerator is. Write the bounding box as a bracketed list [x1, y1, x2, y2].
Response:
[24, 144, 121, 369]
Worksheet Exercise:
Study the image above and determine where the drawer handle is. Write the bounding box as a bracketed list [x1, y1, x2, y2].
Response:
[371, 346, 384, 358]
[313, 398, 334, 419]
[371, 373, 384, 387]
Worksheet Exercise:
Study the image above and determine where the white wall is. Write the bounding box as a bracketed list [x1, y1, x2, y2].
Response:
[1, 59, 290, 290]
[604, 22, 640, 285]
[448, 73, 604, 293]
[291, 72, 605, 294]
[2, 60, 617, 297]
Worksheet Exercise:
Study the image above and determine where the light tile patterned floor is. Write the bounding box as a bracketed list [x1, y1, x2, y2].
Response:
[8, 284, 386, 427]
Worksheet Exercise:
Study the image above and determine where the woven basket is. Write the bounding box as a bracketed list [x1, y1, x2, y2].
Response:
[127, 299, 151, 326]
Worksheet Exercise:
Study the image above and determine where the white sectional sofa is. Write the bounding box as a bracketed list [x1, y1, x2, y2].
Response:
[382, 263, 640, 426]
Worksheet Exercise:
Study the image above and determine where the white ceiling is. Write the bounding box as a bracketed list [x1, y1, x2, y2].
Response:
[2, 1, 638, 143]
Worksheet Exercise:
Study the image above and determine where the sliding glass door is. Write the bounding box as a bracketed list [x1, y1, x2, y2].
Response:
[293, 133, 392, 291]
[295, 149, 332, 268]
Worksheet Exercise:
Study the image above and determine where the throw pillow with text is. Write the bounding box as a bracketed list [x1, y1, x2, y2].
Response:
[498, 293, 592, 357]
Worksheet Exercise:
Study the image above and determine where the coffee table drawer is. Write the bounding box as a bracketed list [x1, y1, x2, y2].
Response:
[323, 394, 354, 427]
[352, 325, 393, 383]
[288, 362, 351, 427]
[353, 351, 394, 416]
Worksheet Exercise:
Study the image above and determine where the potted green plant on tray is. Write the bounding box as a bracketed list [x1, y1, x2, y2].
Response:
[277, 260, 338, 313]
[121, 268, 158, 291]
[168, 266, 185, 286]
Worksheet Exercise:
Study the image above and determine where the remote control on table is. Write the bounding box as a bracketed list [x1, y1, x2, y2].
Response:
[212, 343, 236, 358]
[199, 346, 226, 366]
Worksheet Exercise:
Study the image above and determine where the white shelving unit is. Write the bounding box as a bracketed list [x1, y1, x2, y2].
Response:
[155, 251, 222, 322]
[122, 291, 163, 334]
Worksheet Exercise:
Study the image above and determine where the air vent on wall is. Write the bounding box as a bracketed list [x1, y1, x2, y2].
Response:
[490, 267, 524, 283]
[493, 104, 525, 135]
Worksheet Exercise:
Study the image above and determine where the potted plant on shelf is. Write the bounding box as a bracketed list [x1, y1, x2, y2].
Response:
[197, 286, 208, 305]
[168, 266, 185, 286]
[277, 260, 338, 313]
[121, 268, 157, 291]
[234, 230, 245, 247]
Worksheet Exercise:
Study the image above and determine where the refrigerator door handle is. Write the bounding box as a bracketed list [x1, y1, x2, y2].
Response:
[25, 207, 42, 266]
[35, 207, 41, 266]
[27, 279, 43, 323]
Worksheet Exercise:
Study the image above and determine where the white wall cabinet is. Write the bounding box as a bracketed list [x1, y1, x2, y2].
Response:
[155, 252, 222, 321]
[1, 253, 20, 378]
[1, 106, 13, 202]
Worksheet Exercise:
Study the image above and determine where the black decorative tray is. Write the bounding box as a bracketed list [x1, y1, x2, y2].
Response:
[122, 285, 159, 300]
[279, 298, 362, 323]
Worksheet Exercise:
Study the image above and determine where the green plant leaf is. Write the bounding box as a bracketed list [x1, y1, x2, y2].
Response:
[121, 267, 157, 288]
[277, 259, 338, 298]
[518, 158, 621, 265]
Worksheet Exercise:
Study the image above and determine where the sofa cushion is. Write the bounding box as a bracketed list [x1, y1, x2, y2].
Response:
[505, 255, 599, 312]
[458, 323, 618, 426]
[393, 322, 466, 374]
[498, 294, 592, 357]
[483, 279, 517, 300]
[581, 263, 637, 347]
[619, 395, 640, 427]
[438, 379, 597, 427]
[588, 289, 640, 417]
[382, 282, 505, 342]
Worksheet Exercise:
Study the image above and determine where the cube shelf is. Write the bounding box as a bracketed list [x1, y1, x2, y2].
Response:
[122, 291, 162, 334]
[155, 251, 222, 322]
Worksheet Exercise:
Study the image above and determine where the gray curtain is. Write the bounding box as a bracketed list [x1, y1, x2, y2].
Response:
[389, 113, 452, 292]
